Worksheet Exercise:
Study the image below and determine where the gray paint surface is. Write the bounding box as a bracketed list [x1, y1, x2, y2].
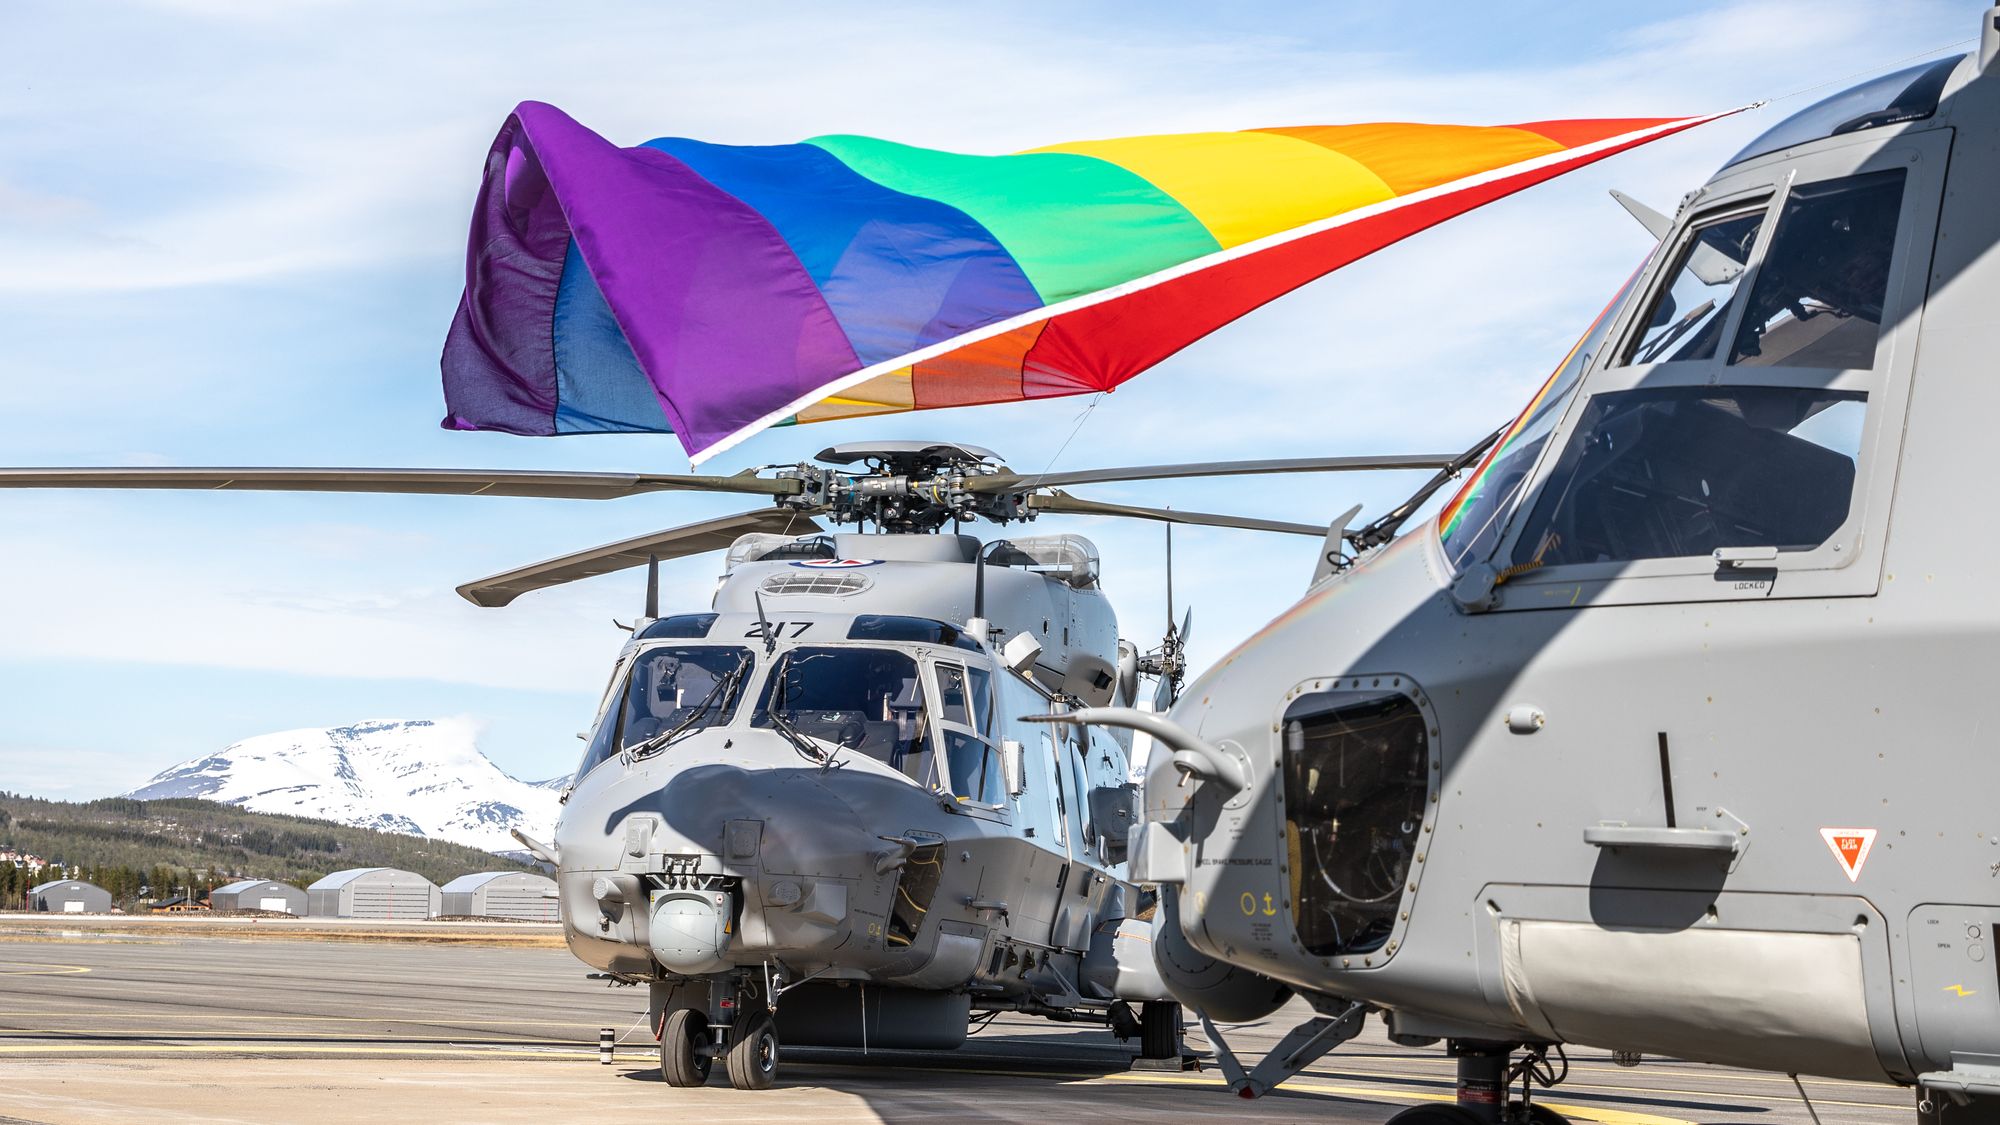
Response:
[1131, 34, 2000, 1118]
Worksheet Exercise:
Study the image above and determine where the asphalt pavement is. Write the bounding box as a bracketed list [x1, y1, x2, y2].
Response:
[0, 921, 1918, 1124]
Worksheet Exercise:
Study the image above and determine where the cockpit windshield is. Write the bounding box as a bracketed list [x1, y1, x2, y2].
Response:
[574, 644, 754, 783]
[1438, 276, 1636, 569]
[752, 647, 935, 785]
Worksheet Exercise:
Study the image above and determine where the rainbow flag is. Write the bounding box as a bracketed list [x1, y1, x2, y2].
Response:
[441, 102, 1727, 463]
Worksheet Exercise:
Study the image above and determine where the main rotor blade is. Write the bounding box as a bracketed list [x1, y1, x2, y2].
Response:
[458, 509, 823, 608]
[1028, 490, 1322, 537]
[0, 466, 800, 500]
[967, 453, 1457, 494]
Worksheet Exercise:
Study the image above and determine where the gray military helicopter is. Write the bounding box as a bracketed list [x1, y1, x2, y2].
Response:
[1041, 14, 2000, 1124]
[0, 439, 1451, 1088]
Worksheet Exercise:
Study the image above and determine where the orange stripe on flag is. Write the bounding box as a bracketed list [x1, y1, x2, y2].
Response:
[1255, 124, 1565, 196]
[1508, 118, 1680, 149]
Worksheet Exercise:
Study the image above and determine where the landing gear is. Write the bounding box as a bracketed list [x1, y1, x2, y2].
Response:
[659, 1008, 712, 1087]
[726, 1011, 780, 1090]
[1139, 1001, 1183, 1060]
[1389, 1040, 1568, 1125]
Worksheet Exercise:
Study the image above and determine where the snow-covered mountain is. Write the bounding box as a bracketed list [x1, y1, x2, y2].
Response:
[126, 719, 564, 855]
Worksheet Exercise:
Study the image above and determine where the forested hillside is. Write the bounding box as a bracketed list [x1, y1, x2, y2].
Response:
[0, 793, 536, 908]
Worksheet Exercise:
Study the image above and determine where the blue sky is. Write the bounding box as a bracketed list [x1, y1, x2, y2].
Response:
[0, 0, 1976, 796]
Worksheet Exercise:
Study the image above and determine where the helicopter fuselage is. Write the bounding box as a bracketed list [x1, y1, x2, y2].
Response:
[550, 534, 1161, 1052]
[1139, 40, 2000, 1108]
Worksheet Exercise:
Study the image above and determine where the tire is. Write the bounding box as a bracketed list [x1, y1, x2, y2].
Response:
[1139, 1001, 1182, 1059]
[726, 1011, 780, 1090]
[1384, 1106, 1483, 1124]
[659, 1007, 712, 1087]
[1520, 1105, 1570, 1124]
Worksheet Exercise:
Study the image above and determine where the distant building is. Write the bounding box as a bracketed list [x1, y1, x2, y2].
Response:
[439, 872, 558, 921]
[210, 879, 307, 915]
[147, 894, 210, 913]
[29, 879, 112, 914]
[1, 849, 48, 871]
[306, 868, 439, 919]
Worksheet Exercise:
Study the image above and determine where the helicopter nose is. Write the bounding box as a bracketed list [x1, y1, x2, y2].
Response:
[556, 730, 916, 972]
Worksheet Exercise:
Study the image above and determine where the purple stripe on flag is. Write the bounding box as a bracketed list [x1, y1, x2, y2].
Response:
[530, 102, 864, 454]
[440, 116, 567, 435]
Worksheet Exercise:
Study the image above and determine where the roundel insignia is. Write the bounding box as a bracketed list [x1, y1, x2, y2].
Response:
[791, 558, 882, 568]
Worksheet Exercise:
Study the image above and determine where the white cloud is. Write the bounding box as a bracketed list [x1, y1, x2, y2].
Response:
[0, 746, 156, 799]
[0, 0, 1970, 294]
[0, 0, 1980, 778]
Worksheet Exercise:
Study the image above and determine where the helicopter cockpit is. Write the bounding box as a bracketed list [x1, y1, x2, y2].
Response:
[570, 611, 1023, 809]
[1436, 58, 1961, 605]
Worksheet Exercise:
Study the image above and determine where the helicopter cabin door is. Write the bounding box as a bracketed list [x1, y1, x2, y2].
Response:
[1049, 720, 1117, 952]
[993, 666, 1099, 952]
[931, 659, 1064, 951]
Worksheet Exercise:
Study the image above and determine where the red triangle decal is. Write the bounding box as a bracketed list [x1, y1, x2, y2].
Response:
[1820, 827, 1878, 883]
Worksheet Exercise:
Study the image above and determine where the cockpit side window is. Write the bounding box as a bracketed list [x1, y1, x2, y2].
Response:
[1729, 169, 1907, 371]
[937, 663, 994, 738]
[936, 661, 1004, 806]
[1620, 207, 1766, 367]
[1511, 386, 1865, 568]
[752, 647, 935, 786]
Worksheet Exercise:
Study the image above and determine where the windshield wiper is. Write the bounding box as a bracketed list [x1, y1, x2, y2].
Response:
[1347, 425, 1506, 554]
[763, 667, 833, 767]
[628, 655, 750, 761]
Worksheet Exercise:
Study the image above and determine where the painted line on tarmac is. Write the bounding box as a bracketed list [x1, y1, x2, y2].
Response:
[1284, 1064, 1907, 1112]
[0, 963, 90, 977]
[0, 1013, 615, 1028]
[0, 1029, 603, 1041]
[1097, 1070, 1694, 1125]
[1302, 1052, 1891, 1094]
[0, 1045, 602, 1059]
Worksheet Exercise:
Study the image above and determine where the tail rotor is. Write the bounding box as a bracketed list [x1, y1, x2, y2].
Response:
[1142, 524, 1194, 711]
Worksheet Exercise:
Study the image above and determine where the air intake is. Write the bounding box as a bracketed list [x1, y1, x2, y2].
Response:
[760, 571, 871, 597]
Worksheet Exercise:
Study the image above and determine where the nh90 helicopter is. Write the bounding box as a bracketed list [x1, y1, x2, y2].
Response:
[0, 440, 1454, 1088]
[1046, 16, 2000, 1124]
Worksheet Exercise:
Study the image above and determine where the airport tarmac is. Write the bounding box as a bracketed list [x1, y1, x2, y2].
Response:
[0, 922, 1915, 1124]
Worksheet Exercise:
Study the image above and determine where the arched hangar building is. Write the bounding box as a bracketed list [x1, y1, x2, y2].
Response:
[29, 880, 112, 913]
[440, 871, 558, 921]
[306, 868, 439, 919]
[210, 879, 307, 915]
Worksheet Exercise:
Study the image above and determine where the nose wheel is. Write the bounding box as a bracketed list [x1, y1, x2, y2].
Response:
[659, 1008, 713, 1087]
[726, 1011, 781, 1090]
